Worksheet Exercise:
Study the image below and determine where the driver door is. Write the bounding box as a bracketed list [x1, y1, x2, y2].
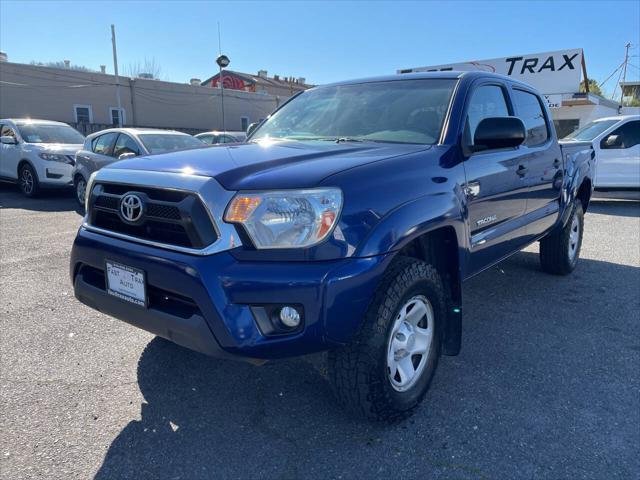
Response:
[596, 120, 640, 188]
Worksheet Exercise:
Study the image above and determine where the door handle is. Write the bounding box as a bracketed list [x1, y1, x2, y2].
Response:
[516, 165, 528, 177]
[553, 158, 561, 169]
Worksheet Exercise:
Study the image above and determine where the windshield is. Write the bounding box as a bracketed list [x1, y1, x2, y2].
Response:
[138, 134, 204, 153]
[18, 124, 85, 144]
[563, 120, 619, 141]
[251, 79, 458, 145]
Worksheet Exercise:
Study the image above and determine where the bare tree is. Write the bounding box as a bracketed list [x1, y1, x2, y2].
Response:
[30, 60, 94, 72]
[126, 58, 162, 79]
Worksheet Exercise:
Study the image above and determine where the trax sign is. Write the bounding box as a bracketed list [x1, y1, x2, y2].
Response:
[401, 48, 584, 95]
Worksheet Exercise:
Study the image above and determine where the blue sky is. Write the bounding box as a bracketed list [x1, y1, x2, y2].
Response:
[1, 0, 638, 97]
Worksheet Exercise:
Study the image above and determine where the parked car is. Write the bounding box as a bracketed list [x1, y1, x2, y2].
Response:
[70, 72, 593, 421]
[73, 128, 205, 205]
[195, 131, 247, 145]
[562, 115, 639, 189]
[0, 119, 84, 197]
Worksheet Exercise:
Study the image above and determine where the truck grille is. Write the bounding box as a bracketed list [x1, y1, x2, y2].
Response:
[87, 183, 218, 250]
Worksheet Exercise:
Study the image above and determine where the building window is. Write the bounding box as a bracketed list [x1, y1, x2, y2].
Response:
[109, 107, 126, 126]
[241, 117, 249, 131]
[73, 104, 93, 124]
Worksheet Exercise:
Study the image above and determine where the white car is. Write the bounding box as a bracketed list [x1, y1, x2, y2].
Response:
[0, 119, 85, 197]
[562, 115, 639, 189]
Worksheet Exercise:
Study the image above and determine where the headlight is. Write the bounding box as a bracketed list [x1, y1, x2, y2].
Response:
[84, 171, 98, 212]
[224, 188, 342, 249]
[38, 152, 73, 164]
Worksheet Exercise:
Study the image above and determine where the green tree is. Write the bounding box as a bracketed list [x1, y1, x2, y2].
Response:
[580, 78, 603, 96]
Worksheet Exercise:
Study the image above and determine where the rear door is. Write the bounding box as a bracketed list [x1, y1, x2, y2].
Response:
[84, 132, 119, 174]
[510, 87, 563, 237]
[462, 82, 530, 275]
[596, 120, 640, 188]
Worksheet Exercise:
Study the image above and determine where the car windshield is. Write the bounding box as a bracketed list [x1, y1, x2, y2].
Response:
[18, 124, 85, 144]
[563, 120, 619, 141]
[138, 134, 204, 153]
[251, 79, 458, 145]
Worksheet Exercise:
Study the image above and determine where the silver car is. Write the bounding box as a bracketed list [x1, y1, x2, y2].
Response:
[73, 128, 204, 205]
[194, 131, 247, 145]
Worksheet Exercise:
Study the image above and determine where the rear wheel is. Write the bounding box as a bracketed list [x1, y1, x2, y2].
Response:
[540, 199, 584, 275]
[328, 257, 445, 421]
[19, 163, 39, 198]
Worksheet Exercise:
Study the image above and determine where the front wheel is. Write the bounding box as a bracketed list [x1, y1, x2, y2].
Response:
[328, 257, 445, 422]
[539, 199, 584, 275]
[19, 163, 39, 198]
[75, 175, 87, 207]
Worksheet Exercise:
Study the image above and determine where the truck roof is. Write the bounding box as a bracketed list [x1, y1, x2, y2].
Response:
[321, 71, 537, 91]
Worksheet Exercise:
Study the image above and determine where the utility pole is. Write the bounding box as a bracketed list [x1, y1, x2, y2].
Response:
[111, 24, 123, 127]
[620, 42, 631, 104]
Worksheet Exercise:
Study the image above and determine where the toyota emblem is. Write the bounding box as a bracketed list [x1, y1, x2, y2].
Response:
[120, 193, 144, 223]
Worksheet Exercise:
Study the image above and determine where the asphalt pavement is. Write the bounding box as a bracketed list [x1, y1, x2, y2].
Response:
[1, 183, 638, 480]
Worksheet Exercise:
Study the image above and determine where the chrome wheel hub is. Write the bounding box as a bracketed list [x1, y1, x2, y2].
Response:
[386, 295, 434, 392]
[568, 214, 580, 261]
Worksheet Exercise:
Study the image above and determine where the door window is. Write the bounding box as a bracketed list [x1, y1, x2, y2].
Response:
[466, 85, 510, 147]
[1, 125, 17, 140]
[91, 132, 118, 155]
[113, 134, 140, 157]
[197, 135, 214, 144]
[512, 89, 549, 147]
[601, 121, 640, 149]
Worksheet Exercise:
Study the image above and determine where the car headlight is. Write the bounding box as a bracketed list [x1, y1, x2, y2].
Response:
[84, 171, 98, 212]
[38, 152, 73, 164]
[224, 188, 342, 249]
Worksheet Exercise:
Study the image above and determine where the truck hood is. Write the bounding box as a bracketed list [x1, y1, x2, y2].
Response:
[107, 140, 431, 190]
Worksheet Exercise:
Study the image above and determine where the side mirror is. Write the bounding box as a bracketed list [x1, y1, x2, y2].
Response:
[0, 136, 17, 145]
[246, 122, 260, 137]
[602, 134, 622, 149]
[472, 117, 526, 152]
[118, 152, 137, 160]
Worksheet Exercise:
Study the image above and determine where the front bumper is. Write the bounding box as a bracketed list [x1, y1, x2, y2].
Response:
[71, 228, 391, 360]
[36, 160, 74, 187]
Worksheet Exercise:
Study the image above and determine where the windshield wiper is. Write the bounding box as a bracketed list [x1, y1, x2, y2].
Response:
[334, 137, 364, 143]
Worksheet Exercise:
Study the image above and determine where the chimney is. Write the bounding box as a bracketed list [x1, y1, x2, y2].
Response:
[297, 77, 306, 85]
[100, 65, 106, 74]
[274, 74, 279, 81]
[257, 69, 268, 79]
[63, 59, 70, 68]
[190, 78, 201, 86]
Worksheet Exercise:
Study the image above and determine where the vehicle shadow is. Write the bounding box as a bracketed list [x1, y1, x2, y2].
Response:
[95, 251, 640, 479]
[0, 182, 83, 215]
[588, 199, 640, 218]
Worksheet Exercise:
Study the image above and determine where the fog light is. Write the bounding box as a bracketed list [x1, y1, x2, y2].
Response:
[279, 306, 301, 328]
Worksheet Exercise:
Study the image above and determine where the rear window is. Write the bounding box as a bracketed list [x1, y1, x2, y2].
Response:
[138, 134, 204, 153]
[512, 89, 549, 147]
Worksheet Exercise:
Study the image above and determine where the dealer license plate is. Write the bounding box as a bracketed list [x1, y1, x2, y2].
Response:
[105, 260, 147, 307]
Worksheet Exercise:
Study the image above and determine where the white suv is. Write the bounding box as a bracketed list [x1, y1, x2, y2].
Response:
[0, 119, 85, 197]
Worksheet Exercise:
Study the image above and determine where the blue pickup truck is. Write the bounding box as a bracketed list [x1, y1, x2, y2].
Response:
[70, 71, 593, 421]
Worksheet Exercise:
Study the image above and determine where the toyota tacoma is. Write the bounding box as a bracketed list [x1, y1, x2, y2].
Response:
[70, 72, 594, 421]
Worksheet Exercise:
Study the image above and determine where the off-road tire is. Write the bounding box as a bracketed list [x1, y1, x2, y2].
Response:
[328, 256, 445, 422]
[540, 199, 584, 275]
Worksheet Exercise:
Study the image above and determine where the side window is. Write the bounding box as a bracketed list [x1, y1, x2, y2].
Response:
[197, 135, 214, 144]
[1, 125, 17, 139]
[220, 135, 236, 143]
[466, 85, 510, 146]
[512, 89, 549, 147]
[113, 134, 140, 157]
[602, 121, 640, 149]
[92, 132, 118, 155]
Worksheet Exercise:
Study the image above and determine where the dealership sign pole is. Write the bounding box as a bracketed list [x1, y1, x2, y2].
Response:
[110, 24, 123, 128]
